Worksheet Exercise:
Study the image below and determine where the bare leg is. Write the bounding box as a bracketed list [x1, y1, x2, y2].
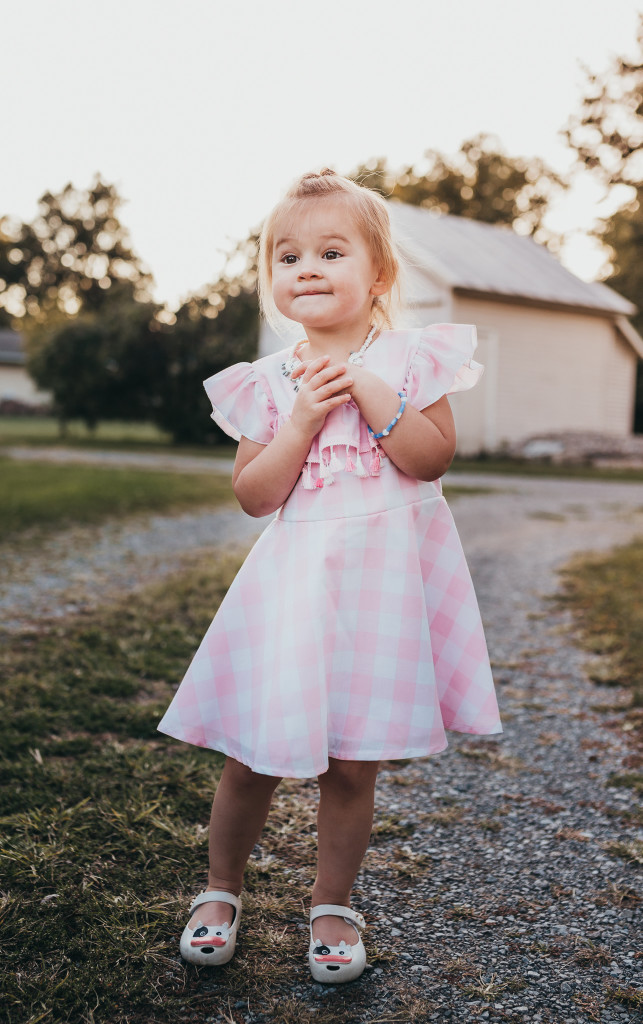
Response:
[311, 758, 379, 946]
[188, 756, 282, 928]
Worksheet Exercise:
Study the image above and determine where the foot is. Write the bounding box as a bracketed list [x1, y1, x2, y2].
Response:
[188, 888, 237, 930]
[311, 912, 359, 948]
[181, 889, 242, 967]
[309, 905, 366, 984]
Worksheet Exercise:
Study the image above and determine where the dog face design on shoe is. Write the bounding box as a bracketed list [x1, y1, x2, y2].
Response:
[311, 939, 353, 971]
[189, 919, 230, 953]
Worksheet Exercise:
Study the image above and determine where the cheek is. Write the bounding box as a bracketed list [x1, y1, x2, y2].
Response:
[271, 276, 293, 315]
[271, 272, 287, 298]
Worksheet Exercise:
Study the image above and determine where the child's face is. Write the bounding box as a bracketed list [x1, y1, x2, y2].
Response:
[271, 198, 387, 332]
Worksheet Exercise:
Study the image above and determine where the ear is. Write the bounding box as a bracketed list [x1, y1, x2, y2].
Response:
[370, 269, 389, 297]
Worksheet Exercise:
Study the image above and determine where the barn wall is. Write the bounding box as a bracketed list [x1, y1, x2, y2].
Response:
[0, 365, 50, 405]
[604, 331, 636, 432]
[450, 298, 637, 449]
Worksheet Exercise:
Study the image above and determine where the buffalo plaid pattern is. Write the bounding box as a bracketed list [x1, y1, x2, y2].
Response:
[157, 326, 501, 777]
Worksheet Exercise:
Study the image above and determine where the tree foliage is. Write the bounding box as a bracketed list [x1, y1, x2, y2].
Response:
[25, 285, 259, 442]
[0, 175, 153, 326]
[562, 17, 643, 190]
[151, 285, 259, 444]
[349, 133, 566, 249]
[563, 14, 643, 429]
[2, 175, 259, 441]
[26, 297, 164, 432]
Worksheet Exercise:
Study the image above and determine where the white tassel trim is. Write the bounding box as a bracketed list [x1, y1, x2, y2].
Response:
[319, 458, 335, 486]
[354, 450, 368, 477]
[300, 446, 381, 487]
[329, 445, 343, 473]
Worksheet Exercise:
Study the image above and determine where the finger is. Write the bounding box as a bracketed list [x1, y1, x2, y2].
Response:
[310, 363, 349, 389]
[295, 355, 329, 382]
[315, 375, 353, 399]
[321, 394, 353, 411]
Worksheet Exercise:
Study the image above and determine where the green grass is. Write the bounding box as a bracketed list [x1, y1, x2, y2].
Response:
[0, 557, 299, 1024]
[1, 557, 234, 1024]
[559, 536, 643, 711]
[0, 556, 394, 1024]
[0, 457, 235, 536]
[0, 416, 235, 457]
[0, 415, 174, 445]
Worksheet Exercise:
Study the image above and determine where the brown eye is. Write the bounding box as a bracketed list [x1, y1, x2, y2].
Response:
[323, 249, 341, 260]
[280, 254, 298, 264]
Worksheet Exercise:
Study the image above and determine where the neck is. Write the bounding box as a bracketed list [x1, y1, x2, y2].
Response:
[303, 319, 374, 360]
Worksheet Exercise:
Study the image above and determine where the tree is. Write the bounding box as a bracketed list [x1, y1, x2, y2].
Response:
[27, 296, 164, 432]
[562, 13, 643, 428]
[349, 133, 567, 249]
[561, 16, 643, 191]
[151, 285, 259, 444]
[0, 172, 260, 441]
[0, 175, 154, 326]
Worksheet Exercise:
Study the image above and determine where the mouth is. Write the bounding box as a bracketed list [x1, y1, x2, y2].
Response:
[297, 290, 329, 296]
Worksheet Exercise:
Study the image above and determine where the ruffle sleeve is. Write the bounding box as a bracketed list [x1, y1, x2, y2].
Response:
[404, 323, 484, 410]
[203, 362, 277, 444]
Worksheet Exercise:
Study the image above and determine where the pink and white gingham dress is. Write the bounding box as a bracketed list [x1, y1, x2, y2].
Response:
[157, 324, 501, 777]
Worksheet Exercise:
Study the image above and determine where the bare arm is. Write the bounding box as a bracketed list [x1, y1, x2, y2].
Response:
[232, 356, 353, 517]
[349, 365, 456, 481]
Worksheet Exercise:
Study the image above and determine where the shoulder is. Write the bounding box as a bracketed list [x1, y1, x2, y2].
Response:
[382, 323, 477, 347]
[372, 327, 435, 372]
[377, 327, 421, 346]
[380, 323, 478, 366]
[400, 323, 482, 407]
[203, 346, 292, 396]
[250, 346, 292, 381]
[371, 327, 421, 365]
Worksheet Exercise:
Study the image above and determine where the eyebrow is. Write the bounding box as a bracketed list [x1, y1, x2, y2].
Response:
[274, 233, 351, 248]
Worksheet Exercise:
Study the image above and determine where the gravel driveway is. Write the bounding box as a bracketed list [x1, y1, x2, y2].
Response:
[2, 461, 642, 1021]
[362, 474, 643, 1023]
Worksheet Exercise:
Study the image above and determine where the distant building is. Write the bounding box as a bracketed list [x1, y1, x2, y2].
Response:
[0, 329, 50, 409]
[259, 204, 643, 455]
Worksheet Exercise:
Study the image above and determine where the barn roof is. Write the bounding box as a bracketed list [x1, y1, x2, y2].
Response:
[387, 202, 637, 318]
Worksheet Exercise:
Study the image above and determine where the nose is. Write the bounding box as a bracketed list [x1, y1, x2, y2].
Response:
[298, 262, 322, 280]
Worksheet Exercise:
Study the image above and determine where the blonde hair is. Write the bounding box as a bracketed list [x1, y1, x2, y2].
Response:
[258, 168, 402, 332]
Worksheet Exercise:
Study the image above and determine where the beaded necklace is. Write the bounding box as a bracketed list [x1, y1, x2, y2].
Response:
[281, 325, 377, 392]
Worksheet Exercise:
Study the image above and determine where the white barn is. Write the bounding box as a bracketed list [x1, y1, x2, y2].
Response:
[0, 329, 49, 408]
[259, 203, 643, 455]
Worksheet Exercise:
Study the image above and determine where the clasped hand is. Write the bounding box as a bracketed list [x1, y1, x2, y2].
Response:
[289, 356, 355, 439]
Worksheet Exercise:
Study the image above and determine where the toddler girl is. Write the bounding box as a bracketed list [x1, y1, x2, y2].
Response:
[158, 168, 501, 983]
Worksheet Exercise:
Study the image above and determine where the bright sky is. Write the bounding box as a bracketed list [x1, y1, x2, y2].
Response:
[2, 0, 642, 310]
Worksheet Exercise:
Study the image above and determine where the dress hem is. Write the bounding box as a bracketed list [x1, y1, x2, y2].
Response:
[156, 724, 503, 779]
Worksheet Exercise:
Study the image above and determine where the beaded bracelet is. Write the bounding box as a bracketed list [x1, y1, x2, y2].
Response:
[368, 392, 407, 439]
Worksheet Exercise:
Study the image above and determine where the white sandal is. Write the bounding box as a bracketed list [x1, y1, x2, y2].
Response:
[308, 904, 367, 983]
[179, 890, 242, 966]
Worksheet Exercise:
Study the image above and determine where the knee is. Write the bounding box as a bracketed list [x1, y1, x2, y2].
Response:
[319, 759, 379, 799]
[224, 757, 282, 794]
